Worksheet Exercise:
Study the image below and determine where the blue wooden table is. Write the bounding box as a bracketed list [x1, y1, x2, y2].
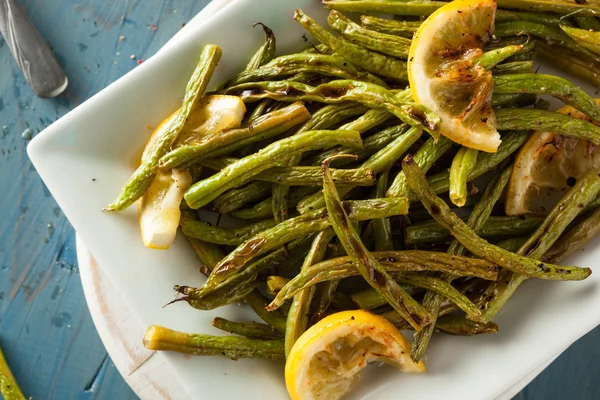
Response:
[0, 1, 597, 399]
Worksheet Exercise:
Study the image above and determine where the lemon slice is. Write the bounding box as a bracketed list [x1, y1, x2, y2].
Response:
[285, 310, 424, 400]
[176, 94, 246, 145]
[408, 0, 499, 152]
[505, 102, 600, 215]
[138, 169, 192, 250]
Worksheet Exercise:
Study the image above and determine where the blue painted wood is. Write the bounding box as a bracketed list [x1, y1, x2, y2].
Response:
[0, 1, 597, 399]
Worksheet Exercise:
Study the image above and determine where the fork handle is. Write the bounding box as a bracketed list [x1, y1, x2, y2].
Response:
[0, 0, 68, 98]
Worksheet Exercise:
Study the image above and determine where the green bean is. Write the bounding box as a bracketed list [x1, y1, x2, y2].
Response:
[307, 124, 408, 168]
[0, 345, 26, 400]
[271, 251, 498, 308]
[492, 93, 537, 108]
[560, 24, 600, 55]
[320, 161, 433, 331]
[387, 136, 453, 199]
[576, 17, 600, 32]
[402, 155, 591, 280]
[266, 276, 290, 296]
[285, 229, 335, 357]
[435, 315, 498, 336]
[495, 21, 600, 63]
[244, 99, 271, 126]
[211, 317, 283, 340]
[400, 275, 481, 319]
[496, 108, 600, 145]
[402, 155, 591, 281]
[178, 236, 312, 312]
[304, 90, 411, 167]
[214, 181, 272, 214]
[381, 304, 456, 331]
[497, 0, 600, 15]
[360, 15, 420, 38]
[186, 237, 225, 271]
[476, 45, 527, 70]
[225, 80, 440, 132]
[297, 126, 423, 213]
[492, 61, 534, 75]
[159, 102, 311, 170]
[424, 131, 529, 200]
[272, 102, 369, 224]
[297, 102, 370, 133]
[143, 325, 284, 360]
[477, 170, 600, 323]
[230, 53, 387, 87]
[545, 207, 600, 263]
[374, 171, 393, 251]
[245, 291, 287, 333]
[323, 1, 445, 16]
[495, 237, 528, 253]
[352, 284, 422, 310]
[105, 44, 221, 211]
[537, 42, 600, 88]
[258, 166, 377, 186]
[184, 129, 363, 209]
[410, 166, 522, 361]
[328, 10, 411, 59]
[180, 217, 276, 246]
[295, 9, 409, 80]
[244, 23, 276, 72]
[493, 74, 600, 121]
[495, 9, 561, 25]
[209, 198, 409, 285]
[405, 216, 544, 245]
[231, 187, 317, 220]
[449, 147, 479, 207]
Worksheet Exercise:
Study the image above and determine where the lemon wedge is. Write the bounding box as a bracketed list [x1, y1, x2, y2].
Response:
[176, 94, 246, 145]
[408, 0, 499, 152]
[285, 310, 424, 400]
[138, 169, 191, 250]
[505, 101, 600, 215]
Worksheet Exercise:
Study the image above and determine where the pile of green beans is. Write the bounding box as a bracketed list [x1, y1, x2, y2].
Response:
[101, 1, 600, 365]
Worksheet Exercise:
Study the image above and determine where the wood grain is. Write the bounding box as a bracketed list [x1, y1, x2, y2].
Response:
[0, 1, 598, 399]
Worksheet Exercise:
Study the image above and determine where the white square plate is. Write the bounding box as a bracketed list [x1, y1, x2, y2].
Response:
[28, 0, 600, 399]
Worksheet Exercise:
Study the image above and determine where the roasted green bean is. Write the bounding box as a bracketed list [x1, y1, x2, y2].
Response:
[496, 108, 600, 145]
[295, 9, 409, 80]
[159, 102, 311, 170]
[225, 80, 440, 132]
[373, 171, 394, 251]
[230, 53, 387, 87]
[184, 129, 363, 209]
[144, 325, 284, 359]
[405, 216, 544, 245]
[211, 317, 283, 340]
[402, 155, 591, 281]
[320, 160, 433, 331]
[180, 217, 276, 246]
[285, 229, 335, 357]
[208, 198, 409, 286]
[449, 147, 479, 207]
[323, 1, 445, 16]
[387, 136, 453, 199]
[244, 23, 276, 72]
[477, 170, 600, 323]
[214, 181, 272, 214]
[105, 44, 221, 211]
[493, 74, 600, 121]
[328, 10, 411, 59]
[360, 15, 421, 38]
